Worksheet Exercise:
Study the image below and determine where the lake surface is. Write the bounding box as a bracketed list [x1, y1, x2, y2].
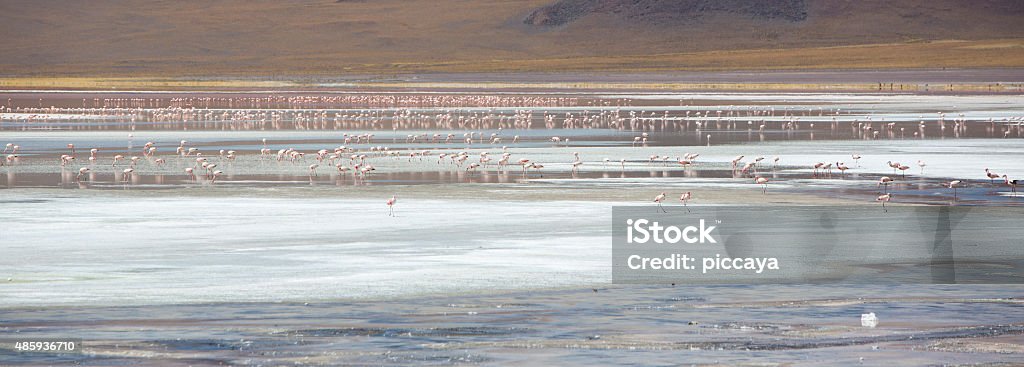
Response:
[1, 91, 1022, 366]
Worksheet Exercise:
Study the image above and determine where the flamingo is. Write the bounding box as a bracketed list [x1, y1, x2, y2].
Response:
[851, 153, 862, 167]
[887, 161, 900, 175]
[386, 195, 397, 216]
[897, 164, 911, 178]
[529, 162, 544, 176]
[878, 176, 894, 193]
[985, 168, 1000, 184]
[653, 192, 667, 213]
[75, 167, 90, 182]
[1003, 175, 1019, 196]
[755, 176, 769, 194]
[309, 163, 319, 177]
[917, 160, 926, 175]
[813, 162, 825, 178]
[877, 193, 892, 213]
[946, 180, 962, 200]
[731, 155, 744, 170]
[679, 192, 692, 213]
[184, 167, 196, 181]
[836, 162, 850, 177]
[121, 168, 134, 182]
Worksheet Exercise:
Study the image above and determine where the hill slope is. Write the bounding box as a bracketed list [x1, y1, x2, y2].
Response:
[0, 0, 1022, 76]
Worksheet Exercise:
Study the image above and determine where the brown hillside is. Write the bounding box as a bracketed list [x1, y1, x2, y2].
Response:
[0, 0, 1022, 76]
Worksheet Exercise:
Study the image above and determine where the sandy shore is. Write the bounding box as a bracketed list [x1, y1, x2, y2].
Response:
[2, 69, 1024, 93]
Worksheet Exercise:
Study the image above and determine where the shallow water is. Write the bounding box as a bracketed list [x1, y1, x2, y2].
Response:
[1, 91, 1023, 365]
[2, 285, 1023, 366]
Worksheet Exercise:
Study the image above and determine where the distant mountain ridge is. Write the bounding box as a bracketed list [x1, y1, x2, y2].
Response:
[525, 0, 808, 26]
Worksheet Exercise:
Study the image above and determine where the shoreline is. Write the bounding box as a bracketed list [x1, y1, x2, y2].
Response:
[2, 69, 1024, 93]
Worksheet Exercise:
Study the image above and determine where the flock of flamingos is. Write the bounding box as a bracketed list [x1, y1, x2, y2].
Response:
[1, 95, 1023, 215]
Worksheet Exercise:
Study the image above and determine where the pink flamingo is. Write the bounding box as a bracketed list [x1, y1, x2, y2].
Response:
[877, 193, 892, 212]
[836, 162, 850, 177]
[184, 167, 196, 181]
[878, 176, 893, 193]
[897, 164, 910, 178]
[75, 167, 90, 182]
[386, 195, 397, 216]
[755, 176, 769, 194]
[887, 161, 900, 175]
[985, 168, 1000, 184]
[731, 155, 744, 171]
[679, 192, 692, 213]
[813, 162, 824, 178]
[653, 192, 667, 213]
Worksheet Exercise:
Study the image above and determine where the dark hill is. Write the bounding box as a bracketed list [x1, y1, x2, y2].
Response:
[525, 0, 808, 26]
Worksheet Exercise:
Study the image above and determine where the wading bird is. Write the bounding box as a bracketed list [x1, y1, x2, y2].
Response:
[946, 180, 963, 200]
[877, 193, 892, 213]
[386, 195, 397, 216]
[878, 176, 893, 193]
[985, 168, 1000, 184]
[755, 176, 769, 194]
[1003, 175, 1019, 196]
[679, 192, 692, 213]
[75, 167, 90, 182]
[653, 192, 667, 213]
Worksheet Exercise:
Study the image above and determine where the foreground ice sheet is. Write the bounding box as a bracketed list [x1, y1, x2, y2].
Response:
[0, 194, 611, 307]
